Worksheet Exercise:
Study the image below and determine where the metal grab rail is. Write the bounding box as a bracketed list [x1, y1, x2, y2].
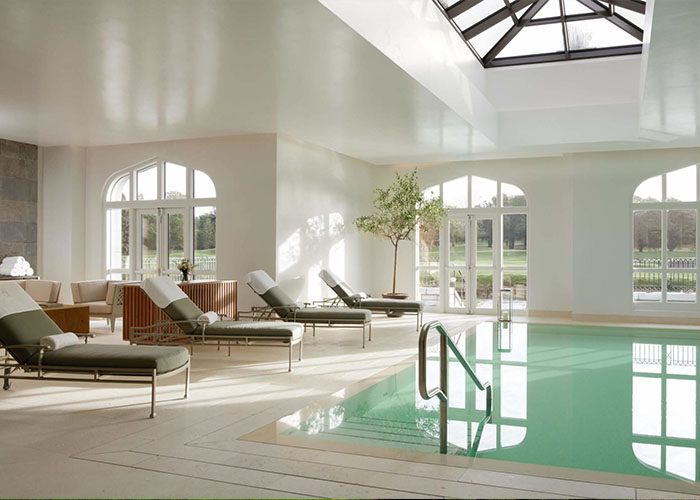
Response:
[418, 320, 493, 454]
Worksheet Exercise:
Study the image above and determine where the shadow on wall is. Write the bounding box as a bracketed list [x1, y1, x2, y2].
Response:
[277, 212, 345, 301]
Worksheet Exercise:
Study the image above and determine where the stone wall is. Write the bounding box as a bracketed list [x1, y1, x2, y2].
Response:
[0, 139, 38, 269]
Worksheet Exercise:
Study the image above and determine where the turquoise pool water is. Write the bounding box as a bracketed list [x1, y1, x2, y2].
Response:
[283, 322, 700, 484]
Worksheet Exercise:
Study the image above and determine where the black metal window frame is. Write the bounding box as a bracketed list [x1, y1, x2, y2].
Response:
[432, 0, 645, 68]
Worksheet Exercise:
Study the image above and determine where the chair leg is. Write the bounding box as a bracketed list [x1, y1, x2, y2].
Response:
[3, 368, 11, 390]
[217, 340, 220, 351]
[150, 369, 157, 418]
[362, 324, 366, 349]
[416, 312, 419, 332]
[312, 324, 316, 337]
[298, 340, 303, 361]
[369, 322, 372, 341]
[110, 316, 116, 333]
[184, 365, 190, 399]
[288, 343, 292, 372]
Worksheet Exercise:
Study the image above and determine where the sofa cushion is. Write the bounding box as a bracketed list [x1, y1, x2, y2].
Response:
[80, 301, 112, 315]
[25, 280, 60, 303]
[73, 280, 108, 303]
[41, 344, 189, 375]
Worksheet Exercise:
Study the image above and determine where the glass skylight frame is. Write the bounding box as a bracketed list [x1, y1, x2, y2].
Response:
[434, 0, 645, 68]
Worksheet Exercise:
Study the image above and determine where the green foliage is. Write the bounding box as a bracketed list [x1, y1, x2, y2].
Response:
[354, 169, 447, 246]
[355, 169, 447, 292]
[195, 210, 216, 251]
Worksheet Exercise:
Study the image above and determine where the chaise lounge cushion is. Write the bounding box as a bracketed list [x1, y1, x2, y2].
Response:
[195, 320, 303, 340]
[261, 286, 298, 318]
[354, 298, 424, 312]
[0, 309, 63, 363]
[41, 344, 189, 374]
[163, 297, 204, 334]
[287, 307, 371, 323]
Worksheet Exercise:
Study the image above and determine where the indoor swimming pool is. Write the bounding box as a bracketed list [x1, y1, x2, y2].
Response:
[247, 321, 700, 493]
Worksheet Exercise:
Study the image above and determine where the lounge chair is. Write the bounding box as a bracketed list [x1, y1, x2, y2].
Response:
[245, 270, 372, 348]
[0, 282, 189, 418]
[319, 269, 424, 331]
[132, 277, 304, 372]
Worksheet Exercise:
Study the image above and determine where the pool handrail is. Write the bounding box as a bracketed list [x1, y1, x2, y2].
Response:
[418, 320, 493, 454]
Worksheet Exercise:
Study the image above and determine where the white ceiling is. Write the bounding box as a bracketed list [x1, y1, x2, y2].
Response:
[0, 0, 698, 164]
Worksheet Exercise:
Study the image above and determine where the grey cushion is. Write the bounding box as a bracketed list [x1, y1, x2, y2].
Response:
[163, 297, 204, 334]
[355, 298, 424, 312]
[332, 284, 357, 307]
[41, 344, 189, 374]
[0, 309, 63, 363]
[286, 307, 371, 323]
[195, 320, 303, 340]
[261, 286, 298, 318]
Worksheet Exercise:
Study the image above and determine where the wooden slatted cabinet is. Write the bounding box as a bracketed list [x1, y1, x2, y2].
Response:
[122, 280, 237, 341]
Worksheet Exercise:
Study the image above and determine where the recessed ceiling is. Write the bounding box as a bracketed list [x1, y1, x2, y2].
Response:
[434, 0, 646, 67]
[1, 0, 700, 164]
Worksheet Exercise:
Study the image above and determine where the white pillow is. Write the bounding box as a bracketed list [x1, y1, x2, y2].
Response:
[198, 311, 219, 325]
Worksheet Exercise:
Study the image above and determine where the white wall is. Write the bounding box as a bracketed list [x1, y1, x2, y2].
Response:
[41, 146, 87, 302]
[275, 135, 374, 302]
[572, 147, 700, 319]
[42, 134, 278, 310]
[40, 132, 700, 321]
[377, 147, 700, 321]
[373, 157, 573, 312]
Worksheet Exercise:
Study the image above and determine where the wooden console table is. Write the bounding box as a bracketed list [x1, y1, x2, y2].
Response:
[43, 305, 90, 333]
[122, 280, 237, 341]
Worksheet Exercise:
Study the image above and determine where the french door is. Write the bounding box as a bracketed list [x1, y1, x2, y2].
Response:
[444, 215, 498, 313]
[135, 208, 190, 280]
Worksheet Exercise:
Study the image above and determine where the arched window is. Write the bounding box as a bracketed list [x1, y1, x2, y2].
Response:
[416, 175, 527, 313]
[105, 160, 217, 281]
[632, 166, 697, 305]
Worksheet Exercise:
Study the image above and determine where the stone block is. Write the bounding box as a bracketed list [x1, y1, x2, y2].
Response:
[0, 200, 24, 222]
[24, 202, 37, 222]
[0, 221, 26, 242]
[0, 139, 20, 159]
[26, 223, 37, 242]
[18, 143, 38, 161]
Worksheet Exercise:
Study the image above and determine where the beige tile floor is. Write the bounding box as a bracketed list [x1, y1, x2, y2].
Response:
[0, 313, 698, 499]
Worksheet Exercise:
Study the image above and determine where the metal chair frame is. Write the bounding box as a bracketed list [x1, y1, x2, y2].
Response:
[129, 317, 303, 372]
[1, 334, 189, 418]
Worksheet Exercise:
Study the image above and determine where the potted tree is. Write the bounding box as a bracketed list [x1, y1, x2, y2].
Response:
[354, 169, 447, 300]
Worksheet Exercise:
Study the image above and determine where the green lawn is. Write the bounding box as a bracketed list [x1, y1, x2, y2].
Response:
[436, 243, 527, 267]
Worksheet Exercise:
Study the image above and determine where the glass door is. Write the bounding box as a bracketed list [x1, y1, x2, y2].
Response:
[474, 217, 497, 312]
[446, 218, 469, 311]
[135, 209, 159, 280]
[161, 208, 190, 279]
[443, 215, 498, 313]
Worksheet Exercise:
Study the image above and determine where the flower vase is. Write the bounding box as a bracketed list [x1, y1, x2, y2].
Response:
[181, 271, 189, 282]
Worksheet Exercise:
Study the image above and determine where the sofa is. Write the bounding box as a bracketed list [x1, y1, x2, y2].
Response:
[15, 280, 62, 304]
[71, 280, 138, 332]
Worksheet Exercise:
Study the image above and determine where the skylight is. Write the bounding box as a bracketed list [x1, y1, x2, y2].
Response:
[435, 0, 646, 68]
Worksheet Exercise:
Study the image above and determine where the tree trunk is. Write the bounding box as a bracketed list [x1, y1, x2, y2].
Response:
[392, 242, 399, 294]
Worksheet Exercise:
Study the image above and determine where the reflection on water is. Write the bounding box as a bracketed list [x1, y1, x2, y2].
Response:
[633, 343, 697, 481]
[283, 322, 700, 484]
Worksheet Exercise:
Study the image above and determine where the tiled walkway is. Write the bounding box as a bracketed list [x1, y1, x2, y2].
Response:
[0, 314, 695, 498]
